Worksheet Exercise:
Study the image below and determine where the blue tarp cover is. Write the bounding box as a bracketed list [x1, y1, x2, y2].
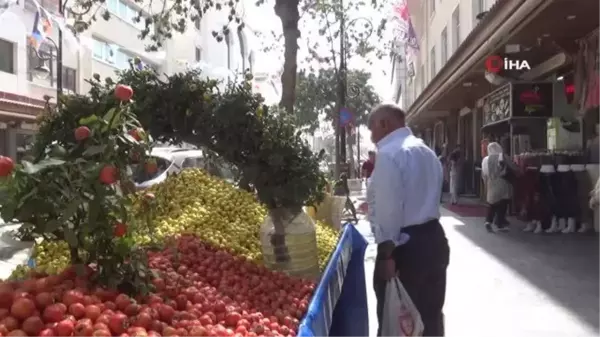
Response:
[298, 224, 369, 336]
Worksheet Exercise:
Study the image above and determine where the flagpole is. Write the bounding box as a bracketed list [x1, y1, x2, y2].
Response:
[56, 0, 66, 105]
[56, 0, 67, 107]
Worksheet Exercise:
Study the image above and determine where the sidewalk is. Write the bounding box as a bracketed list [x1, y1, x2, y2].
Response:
[352, 195, 599, 337]
[0, 220, 34, 280]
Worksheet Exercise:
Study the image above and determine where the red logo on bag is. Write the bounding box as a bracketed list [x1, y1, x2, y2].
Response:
[398, 309, 415, 336]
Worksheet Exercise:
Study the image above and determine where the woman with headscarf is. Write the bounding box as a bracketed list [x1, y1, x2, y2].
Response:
[481, 142, 519, 232]
[449, 147, 462, 205]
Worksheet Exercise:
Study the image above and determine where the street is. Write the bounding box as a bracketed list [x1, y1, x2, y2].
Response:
[354, 205, 600, 337]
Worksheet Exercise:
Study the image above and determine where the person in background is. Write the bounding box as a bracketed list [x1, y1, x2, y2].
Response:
[589, 176, 600, 228]
[438, 154, 447, 203]
[362, 151, 376, 178]
[362, 151, 376, 188]
[367, 103, 449, 337]
[448, 147, 462, 205]
[481, 142, 519, 232]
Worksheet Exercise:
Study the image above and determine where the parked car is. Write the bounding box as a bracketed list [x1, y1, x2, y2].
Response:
[133, 148, 235, 190]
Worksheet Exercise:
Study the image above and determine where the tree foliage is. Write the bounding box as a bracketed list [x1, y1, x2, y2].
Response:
[112, 66, 326, 211]
[294, 68, 380, 133]
[0, 83, 154, 293]
[68, 0, 392, 117]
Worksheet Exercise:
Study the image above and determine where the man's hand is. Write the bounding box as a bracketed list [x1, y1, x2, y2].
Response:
[377, 258, 397, 281]
[376, 241, 397, 281]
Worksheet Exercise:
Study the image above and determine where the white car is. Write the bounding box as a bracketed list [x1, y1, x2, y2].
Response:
[133, 148, 235, 189]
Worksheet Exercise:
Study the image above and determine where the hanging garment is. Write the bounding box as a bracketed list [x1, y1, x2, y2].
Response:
[573, 40, 587, 113]
[552, 170, 579, 219]
[584, 32, 599, 110]
[521, 169, 540, 221]
[574, 170, 593, 225]
[538, 172, 556, 227]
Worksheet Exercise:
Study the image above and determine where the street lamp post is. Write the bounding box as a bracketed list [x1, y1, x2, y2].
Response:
[336, 0, 347, 178]
[31, 0, 90, 106]
[31, 37, 61, 102]
[334, 4, 373, 178]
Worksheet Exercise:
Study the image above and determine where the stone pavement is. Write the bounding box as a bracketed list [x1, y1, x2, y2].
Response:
[351, 196, 599, 337]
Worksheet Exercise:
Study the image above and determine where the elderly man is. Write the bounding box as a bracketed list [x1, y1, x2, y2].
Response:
[368, 103, 450, 336]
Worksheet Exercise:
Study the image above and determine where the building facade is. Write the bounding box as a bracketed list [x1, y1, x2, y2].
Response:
[0, 0, 276, 160]
[392, 0, 501, 193]
[393, 0, 599, 206]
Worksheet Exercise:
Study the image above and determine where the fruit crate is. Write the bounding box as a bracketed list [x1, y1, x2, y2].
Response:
[297, 224, 369, 336]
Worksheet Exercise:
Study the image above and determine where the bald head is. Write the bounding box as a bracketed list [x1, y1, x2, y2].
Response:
[367, 103, 406, 128]
[367, 103, 406, 144]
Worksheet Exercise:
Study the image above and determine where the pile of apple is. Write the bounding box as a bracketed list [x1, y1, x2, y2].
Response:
[0, 234, 314, 337]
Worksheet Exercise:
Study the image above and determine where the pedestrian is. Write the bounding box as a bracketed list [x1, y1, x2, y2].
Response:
[481, 142, 519, 232]
[438, 155, 446, 203]
[367, 103, 449, 337]
[448, 147, 462, 205]
[362, 151, 376, 188]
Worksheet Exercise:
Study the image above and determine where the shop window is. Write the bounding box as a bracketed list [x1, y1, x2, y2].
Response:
[224, 33, 232, 70]
[430, 47, 436, 80]
[105, 0, 145, 29]
[237, 29, 246, 70]
[472, 0, 484, 26]
[441, 27, 448, 65]
[0, 39, 14, 74]
[195, 47, 202, 62]
[92, 38, 139, 70]
[62, 67, 77, 93]
[452, 6, 460, 52]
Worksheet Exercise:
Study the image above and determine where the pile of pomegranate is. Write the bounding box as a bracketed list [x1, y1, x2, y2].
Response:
[0, 235, 315, 337]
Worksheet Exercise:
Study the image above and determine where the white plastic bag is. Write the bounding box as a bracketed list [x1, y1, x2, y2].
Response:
[382, 277, 424, 336]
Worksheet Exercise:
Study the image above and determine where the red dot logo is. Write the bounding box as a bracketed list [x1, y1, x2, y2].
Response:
[485, 55, 503, 73]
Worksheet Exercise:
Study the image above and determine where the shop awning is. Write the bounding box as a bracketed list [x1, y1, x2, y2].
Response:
[406, 0, 599, 125]
[0, 93, 45, 122]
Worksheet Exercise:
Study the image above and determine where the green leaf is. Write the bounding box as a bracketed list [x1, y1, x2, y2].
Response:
[21, 158, 66, 174]
[83, 145, 107, 157]
[79, 115, 100, 126]
[63, 228, 78, 248]
[101, 108, 122, 132]
[87, 198, 100, 231]
[58, 199, 82, 225]
[44, 220, 60, 233]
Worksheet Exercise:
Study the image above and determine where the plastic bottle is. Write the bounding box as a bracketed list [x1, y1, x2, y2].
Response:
[260, 209, 320, 280]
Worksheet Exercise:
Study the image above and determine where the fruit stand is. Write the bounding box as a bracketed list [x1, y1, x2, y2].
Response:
[0, 67, 370, 337]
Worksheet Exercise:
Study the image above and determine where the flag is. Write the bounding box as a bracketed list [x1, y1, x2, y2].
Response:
[391, 0, 419, 77]
[406, 21, 419, 51]
[28, 1, 53, 51]
[392, 0, 419, 52]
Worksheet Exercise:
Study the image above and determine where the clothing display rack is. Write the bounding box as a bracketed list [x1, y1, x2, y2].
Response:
[513, 150, 596, 234]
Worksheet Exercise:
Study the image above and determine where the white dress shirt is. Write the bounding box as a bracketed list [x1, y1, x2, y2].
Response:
[367, 127, 443, 246]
